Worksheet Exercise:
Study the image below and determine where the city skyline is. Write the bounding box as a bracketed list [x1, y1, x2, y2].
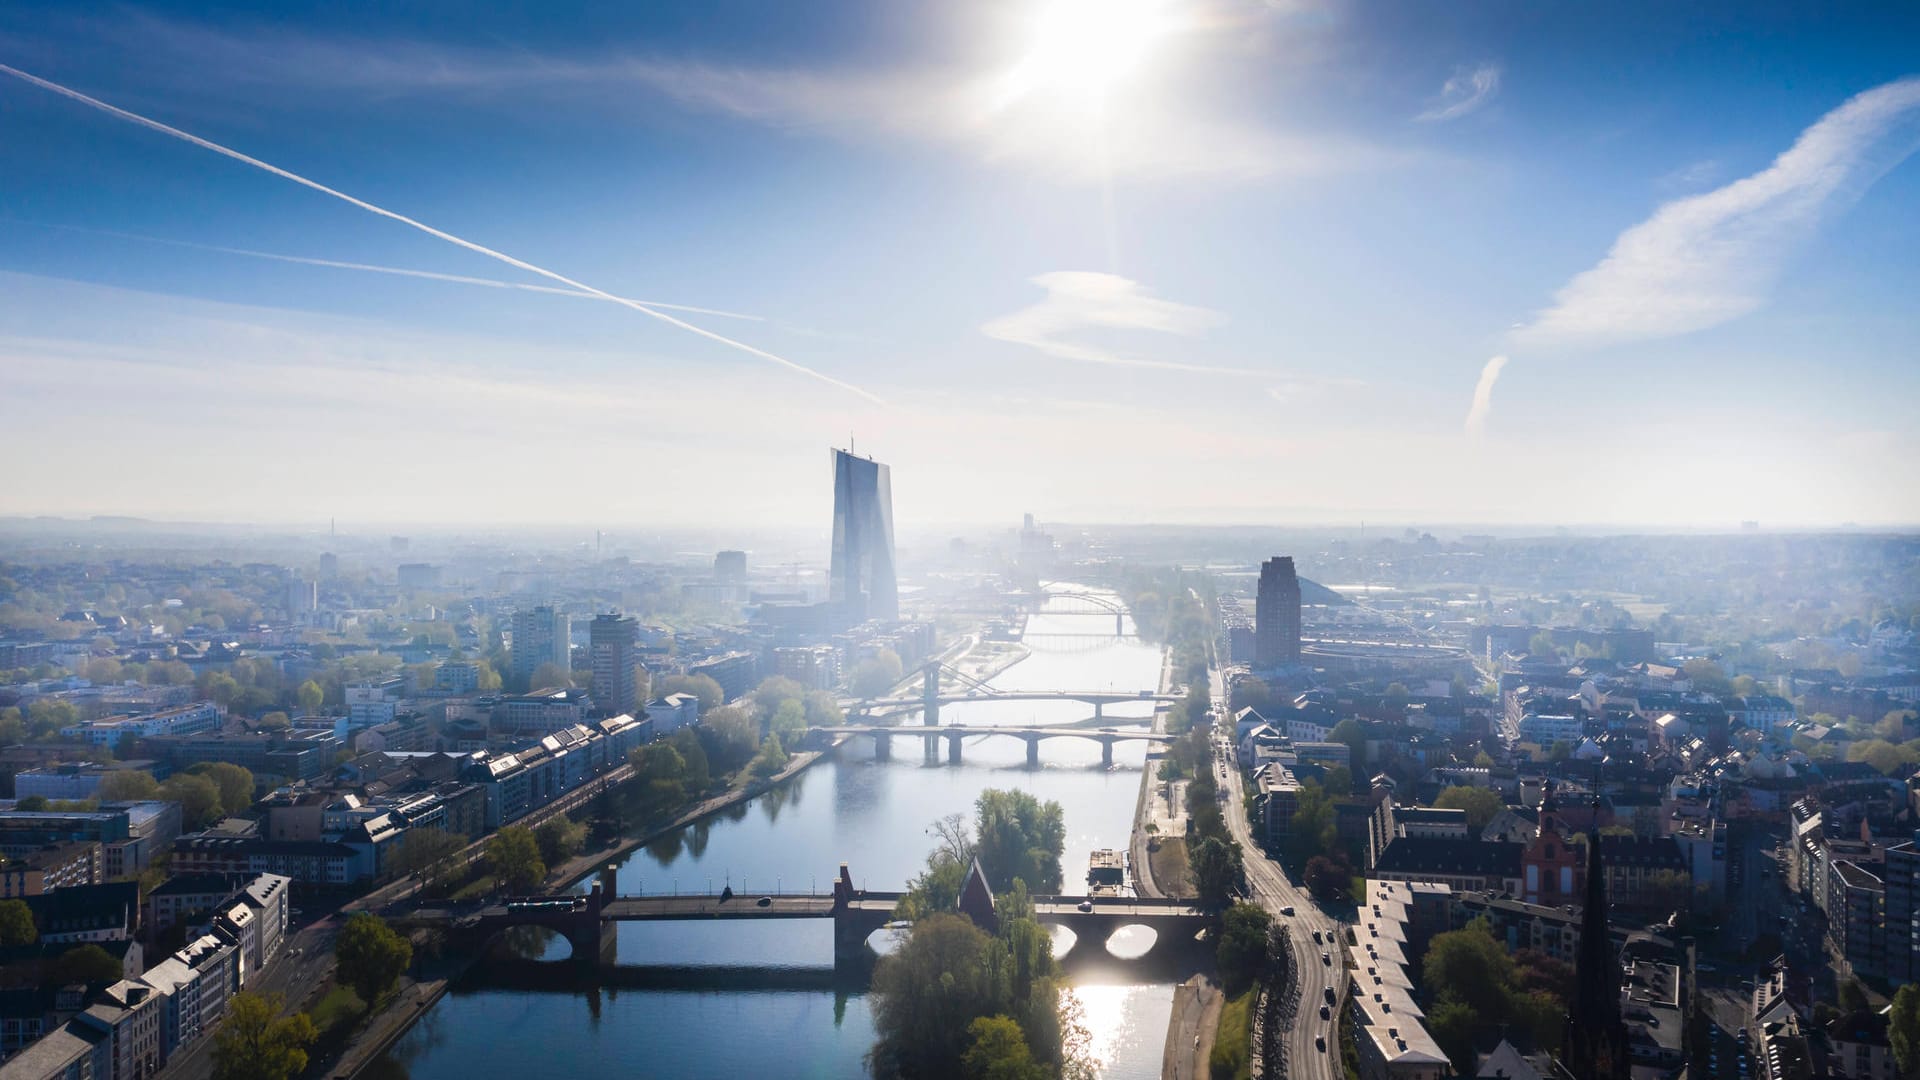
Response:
[1, 2, 1917, 528]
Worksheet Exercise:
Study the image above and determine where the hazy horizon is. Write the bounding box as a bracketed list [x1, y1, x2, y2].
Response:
[3, 2, 1918, 528]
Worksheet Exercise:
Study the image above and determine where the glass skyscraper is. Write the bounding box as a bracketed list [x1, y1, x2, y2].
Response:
[829, 448, 898, 625]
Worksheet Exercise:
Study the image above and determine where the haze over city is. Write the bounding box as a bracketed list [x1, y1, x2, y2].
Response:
[4, 1, 1919, 528]
[3, 6, 1920, 1080]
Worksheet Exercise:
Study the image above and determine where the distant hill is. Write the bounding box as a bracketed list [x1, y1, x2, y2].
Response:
[1299, 578, 1351, 606]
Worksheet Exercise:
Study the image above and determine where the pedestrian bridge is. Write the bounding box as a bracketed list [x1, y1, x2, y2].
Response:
[436, 864, 1212, 971]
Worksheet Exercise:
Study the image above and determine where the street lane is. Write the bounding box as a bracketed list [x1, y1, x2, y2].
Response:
[1209, 665, 1345, 1080]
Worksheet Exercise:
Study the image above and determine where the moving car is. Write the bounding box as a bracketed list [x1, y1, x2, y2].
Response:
[1316, 1036, 1326, 1051]
[1078, 900, 1094, 912]
[1280, 906, 1295, 916]
[1324, 986, 1335, 1004]
[1321, 951, 1331, 965]
[756, 896, 773, 907]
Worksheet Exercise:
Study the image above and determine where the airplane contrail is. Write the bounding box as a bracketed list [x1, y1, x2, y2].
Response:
[0, 63, 882, 403]
[12, 220, 763, 321]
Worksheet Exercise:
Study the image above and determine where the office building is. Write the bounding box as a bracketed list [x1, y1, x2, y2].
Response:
[510, 606, 572, 689]
[1255, 556, 1302, 668]
[589, 614, 639, 717]
[714, 550, 747, 583]
[829, 448, 898, 625]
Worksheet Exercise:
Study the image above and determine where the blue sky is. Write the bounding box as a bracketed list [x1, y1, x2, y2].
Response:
[2, 0, 1917, 530]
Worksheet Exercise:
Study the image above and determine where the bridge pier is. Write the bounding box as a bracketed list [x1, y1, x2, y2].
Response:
[1100, 737, 1115, 767]
[873, 731, 891, 761]
[922, 662, 940, 727]
[1025, 735, 1040, 768]
[1116, 612, 1124, 635]
[923, 734, 940, 766]
[1094, 701, 1104, 720]
[946, 731, 963, 765]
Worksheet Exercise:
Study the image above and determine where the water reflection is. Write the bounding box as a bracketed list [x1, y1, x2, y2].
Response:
[377, 588, 1180, 1079]
[1104, 925, 1157, 961]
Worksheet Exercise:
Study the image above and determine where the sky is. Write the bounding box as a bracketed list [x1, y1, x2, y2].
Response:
[2, 0, 1918, 532]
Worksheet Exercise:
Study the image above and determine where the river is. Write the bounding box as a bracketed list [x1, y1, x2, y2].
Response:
[372, 588, 1177, 1079]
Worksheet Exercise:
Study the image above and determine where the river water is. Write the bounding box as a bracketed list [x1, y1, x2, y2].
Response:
[374, 589, 1176, 1079]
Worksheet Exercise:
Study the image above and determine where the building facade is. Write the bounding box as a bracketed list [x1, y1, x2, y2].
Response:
[828, 448, 898, 626]
[1254, 556, 1302, 669]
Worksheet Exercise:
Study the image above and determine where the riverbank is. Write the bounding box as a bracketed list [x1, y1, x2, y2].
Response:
[314, 739, 843, 1080]
[548, 738, 842, 892]
[1130, 644, 1181, 901]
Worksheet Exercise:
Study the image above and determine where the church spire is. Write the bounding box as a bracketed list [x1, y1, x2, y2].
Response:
[1562, 796, 1630, 1080]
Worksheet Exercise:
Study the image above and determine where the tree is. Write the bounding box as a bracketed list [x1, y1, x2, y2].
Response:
[1284, 782, 1338, 868]
[529, 661, 573, 692]
[211, 992, 317, 1080]
[1216, 902, 1271, 994]
[1328, 718, 1368, 773]
[295, 680, 324, 714]
[1889, 984, 1920, 1078]
[487, 826, 546, 892]
[335, 913, 413, 1011]
[160, 772, 224, 828]
[1190, 836, 1242, 909]
[189, 762, 256, 813]
[670, 728, 711, 792]
[1434, 785, 1506, 831]
[851, 650, 906, 698]
[96, 770, 160, 802]
[769, 699, 808, 742]
[258, 711, 291, 731]
[202, 673, 241, 708]
[752, 676, 808, 718]
[51, 943, 121, 984]
[750, 734, 790, 778]
[389, 829, 468, 893]
[14, 796, 49, 812]
[1528, 632, 1560, 658]
[1548, 739, 1574, 763]
[1427, 998, 1482, 1073]
[658, 674, 725, 713]
[534, 814, 588, 866]
[1305, 853, 1355, 901]
[0, 900, 36, 946]
[1840, 977, 1870, 1015]
[962, 1016, 1047, 1080]
[1683, 658, 1732, 696]
[972, 789, 1066, 893]
[1424, 919, 1516, 1019]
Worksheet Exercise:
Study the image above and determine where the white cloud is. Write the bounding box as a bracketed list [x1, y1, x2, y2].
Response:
[58, 12, 1393, 185]
[1516, 76, 1920, 348]
[980, 271, 1256, 374]
[1463, 354, 1508, 436]
[1415, 64, 1501, 122]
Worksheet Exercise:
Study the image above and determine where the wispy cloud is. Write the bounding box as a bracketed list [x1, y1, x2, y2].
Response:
[1516, 76, 1920, 348]
[0, 63, 876, 401]
[1416, 64, 1501, 122]
[980, 271, 1257, 375]
[1463, 355, 1508, 436]
[43, 13, 1394, 185]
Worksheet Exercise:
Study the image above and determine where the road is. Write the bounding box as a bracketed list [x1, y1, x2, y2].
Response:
[158, 911, 344, 1080]
[1209, 665, 1344, 1080]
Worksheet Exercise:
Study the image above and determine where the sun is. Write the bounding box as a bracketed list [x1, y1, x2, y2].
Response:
[992, 0, 1173, 109]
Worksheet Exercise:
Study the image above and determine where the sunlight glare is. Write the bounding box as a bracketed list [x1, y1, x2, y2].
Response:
[993, 0, 1172, 110]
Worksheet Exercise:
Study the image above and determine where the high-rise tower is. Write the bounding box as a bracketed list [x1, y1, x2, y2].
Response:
[589, 613, 639, 717]
[511, 605, 572, 690]
[829, 448, 898, 625]
[1563, 800, 1631, 1080]
[1254, 556, 1302, 668]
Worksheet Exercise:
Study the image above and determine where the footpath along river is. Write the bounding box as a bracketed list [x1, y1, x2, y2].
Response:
[370, 588, 1182, 1079]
